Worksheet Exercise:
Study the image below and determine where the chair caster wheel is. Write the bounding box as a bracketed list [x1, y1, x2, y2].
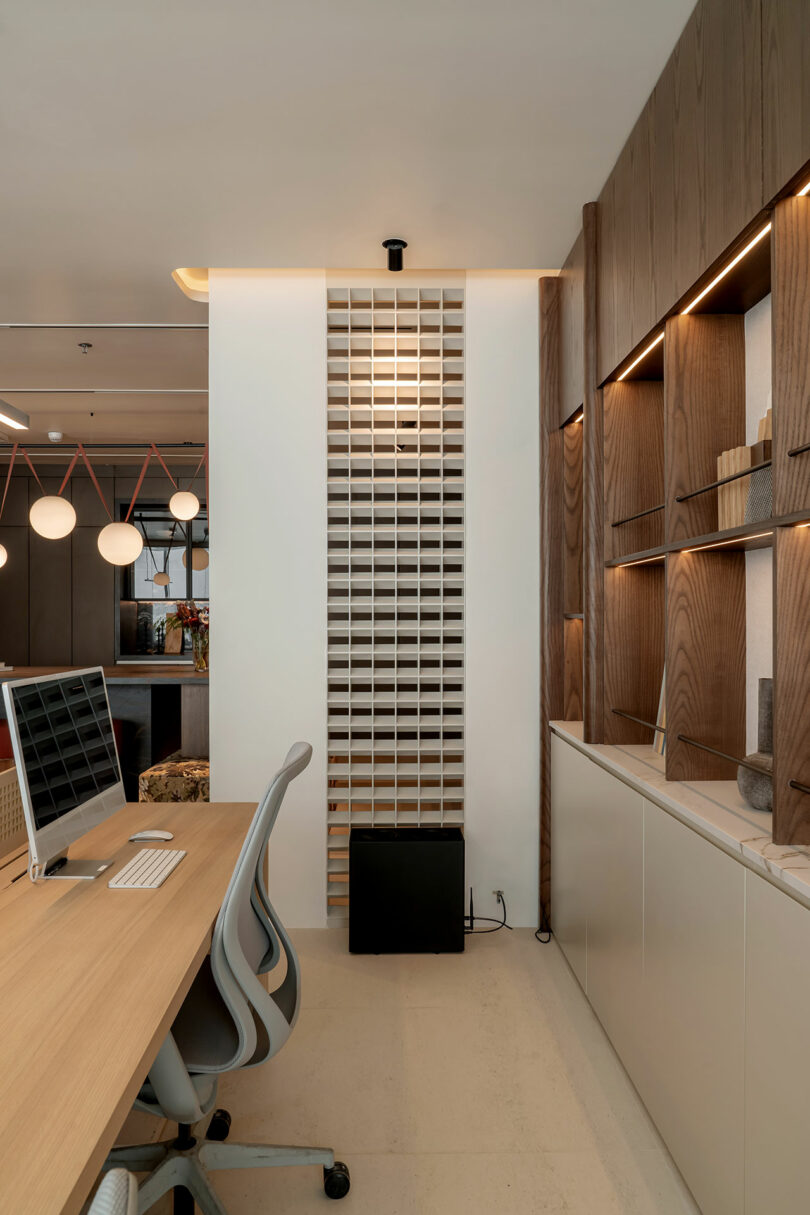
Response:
[323, 1161, 351, 1199]
[206, 1108, 232, 1141]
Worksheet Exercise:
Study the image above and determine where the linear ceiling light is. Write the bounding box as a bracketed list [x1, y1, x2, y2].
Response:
[0, 398, 29, 430]
[681, 223, 771, 316]
[616, 331, 664, 382]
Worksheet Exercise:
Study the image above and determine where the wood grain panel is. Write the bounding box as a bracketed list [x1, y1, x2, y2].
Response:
[563, 421, 583, 614]
[583, 203, 604, 741]
[0, 527, 29, 664]
[0, 473, 29, 526]
[539, 275, 564, 928]
[28, 475, 72, 666]
[72, 527, 116, 666]
[665, 315, 746, 542]
[772, 197, 810, 517]
[666, 550, 746, 780]
[603, 381, 664, 561]
[559, 230, 584, 423]
[71, 474, 115, 527]
[773, 525, 810, 843]
[762, 0, 810, 202]
[563, 618, 584, 721]
[603, 563, 665, 745]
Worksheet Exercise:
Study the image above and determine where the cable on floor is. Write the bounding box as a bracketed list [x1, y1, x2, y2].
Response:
[464, 891, 512, 935]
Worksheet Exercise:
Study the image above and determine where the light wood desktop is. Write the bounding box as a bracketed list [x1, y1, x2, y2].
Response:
[0, 799, 255, 1215]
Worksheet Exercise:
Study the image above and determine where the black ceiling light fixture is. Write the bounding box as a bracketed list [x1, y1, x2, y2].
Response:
[382, 238, 407, 272]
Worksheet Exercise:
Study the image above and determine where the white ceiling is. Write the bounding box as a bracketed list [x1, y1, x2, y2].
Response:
[0, 0, 695, 325]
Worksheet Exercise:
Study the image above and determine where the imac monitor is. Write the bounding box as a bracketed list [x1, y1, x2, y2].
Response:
[2, 668, 124, 879]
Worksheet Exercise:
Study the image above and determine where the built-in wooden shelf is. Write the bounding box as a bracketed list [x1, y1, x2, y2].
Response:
[606, 511, 810, 568]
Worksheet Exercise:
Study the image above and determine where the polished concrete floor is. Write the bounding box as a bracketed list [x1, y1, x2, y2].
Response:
[121, 927, 700, 1214]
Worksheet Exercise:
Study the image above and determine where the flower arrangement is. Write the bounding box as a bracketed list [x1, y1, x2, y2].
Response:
[166, 601, 209, 671]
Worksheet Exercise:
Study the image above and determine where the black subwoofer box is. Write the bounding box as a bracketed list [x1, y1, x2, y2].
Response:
[349, 826, 465, 953]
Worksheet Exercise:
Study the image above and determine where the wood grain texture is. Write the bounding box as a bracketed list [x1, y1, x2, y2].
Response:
[666, 550, 746, 780]
[181, 683, 210, 757]
[559, 230, 585, 422]
[0, 799, 256, 1215]
[665, 315, 746, 542]
[583, 202, 604, 742]
[563, 617, 584, 722]
[539, 275, 565, 928]
[762, 0, 810, 202]
[603, 564, 665, 745]
[72, 527, 116, 667]
[603, 381, 664, 561]
[563, 421, 583, 614]
[772, 197, 810, 516]
[773, 525, 810, 843]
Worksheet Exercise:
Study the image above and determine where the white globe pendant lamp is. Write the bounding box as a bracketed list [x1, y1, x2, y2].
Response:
[0, 543, 7, 569]
[153, 570, 170, 587]
[182, 547, 209, 572]
[29, 495, 77, 540]
[169, 490, 200, 521]
[97, 521, 144, 566]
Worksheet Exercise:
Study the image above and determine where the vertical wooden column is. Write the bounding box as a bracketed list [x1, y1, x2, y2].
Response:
[582, 202, 604, 741]
[603, 563, 666, 745]
[772, 196, 810, 843]
[538, 275, 564, 927]
[563, 420, 583, 721]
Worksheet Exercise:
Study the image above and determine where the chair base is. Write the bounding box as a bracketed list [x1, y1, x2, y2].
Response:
[107, 1119, 349, 1213]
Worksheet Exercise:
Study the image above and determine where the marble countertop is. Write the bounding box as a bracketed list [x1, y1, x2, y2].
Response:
[551, 720, 810, 911]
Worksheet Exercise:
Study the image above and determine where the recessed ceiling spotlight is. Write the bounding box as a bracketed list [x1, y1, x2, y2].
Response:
[382, 238, 408, 272]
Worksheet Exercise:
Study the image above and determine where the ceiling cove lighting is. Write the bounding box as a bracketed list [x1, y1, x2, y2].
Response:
[683, 531, 772, 554]
[616, 331, 664, 382]
[0, 399, 29, 431]
[681, 223, 772, 316]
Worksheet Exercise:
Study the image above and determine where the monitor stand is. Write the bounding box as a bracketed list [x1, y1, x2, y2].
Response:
[42, 854, 114, 880]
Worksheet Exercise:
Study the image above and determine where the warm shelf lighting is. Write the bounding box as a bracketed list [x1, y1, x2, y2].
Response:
[681, 224, 771, 316]
[683, 531, 772, 554]
[616, 332, 664, 382]
[797, 180, 810, 197]
[0, 399, 29, 431]
[617, 554, 665, 568]
[570, 410, 584, 425]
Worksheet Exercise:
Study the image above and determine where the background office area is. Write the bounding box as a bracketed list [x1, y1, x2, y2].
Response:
[2, 1, 810, 1212]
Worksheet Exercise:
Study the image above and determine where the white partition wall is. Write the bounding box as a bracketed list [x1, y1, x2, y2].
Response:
[209, 268, 540, 929]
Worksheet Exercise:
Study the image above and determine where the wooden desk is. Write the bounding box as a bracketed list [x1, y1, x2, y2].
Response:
[0, 799, 255, 1215]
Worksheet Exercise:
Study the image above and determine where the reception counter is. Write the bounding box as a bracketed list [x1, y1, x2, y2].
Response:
[0, 666, 209, 799]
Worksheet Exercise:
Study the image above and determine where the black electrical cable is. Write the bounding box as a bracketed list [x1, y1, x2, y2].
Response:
[534, 905, 552, 945]
[464, 892, 512, 935]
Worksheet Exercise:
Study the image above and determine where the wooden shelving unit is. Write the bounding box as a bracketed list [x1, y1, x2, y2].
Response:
[592, 187, 810, 844]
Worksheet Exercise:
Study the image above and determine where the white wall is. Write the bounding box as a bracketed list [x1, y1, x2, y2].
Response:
[209, 268, 541, 929]
[208, 269, 328, 929]
[744, 295, 772, 755]
[465, 272, 540, 926]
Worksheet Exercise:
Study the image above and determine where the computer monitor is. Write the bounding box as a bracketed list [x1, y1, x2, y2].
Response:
[2, 668, 124, 880]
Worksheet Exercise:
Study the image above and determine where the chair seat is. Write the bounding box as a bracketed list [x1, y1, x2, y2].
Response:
[135, 1070, 218, 1120]
[138, 754, 210, 803]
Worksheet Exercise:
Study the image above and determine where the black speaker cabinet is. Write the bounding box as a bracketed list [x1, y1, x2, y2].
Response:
[349, 826, 464, 953]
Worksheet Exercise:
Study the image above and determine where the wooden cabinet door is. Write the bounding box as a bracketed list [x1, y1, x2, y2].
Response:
[763, 0, 810, 202]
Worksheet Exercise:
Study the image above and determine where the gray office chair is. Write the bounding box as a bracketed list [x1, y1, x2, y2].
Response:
[106, 743, 350, 1213]
[88, 1170, 137, 1215]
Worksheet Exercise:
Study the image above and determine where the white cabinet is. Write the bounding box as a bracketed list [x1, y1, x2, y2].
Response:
[641, 800, 746, 1215]
[550, 733, 590, 988]
[744, 870, 810, 1214]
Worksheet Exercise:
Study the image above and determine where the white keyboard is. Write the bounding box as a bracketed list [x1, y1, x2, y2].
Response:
[108, 847, 186, 889]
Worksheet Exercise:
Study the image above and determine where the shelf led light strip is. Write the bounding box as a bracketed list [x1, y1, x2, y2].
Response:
[683, 531, 772, 554]
[617, 554, 665, 568]
[616, 331, 664, 382]
[681, 223, 772, 316]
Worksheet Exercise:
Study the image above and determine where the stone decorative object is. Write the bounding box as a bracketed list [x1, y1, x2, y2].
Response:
[138, 752, 210, 802]
[737, 678, 773, 811]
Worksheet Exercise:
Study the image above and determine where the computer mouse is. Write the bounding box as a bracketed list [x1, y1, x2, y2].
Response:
[129, 829, 175, 843]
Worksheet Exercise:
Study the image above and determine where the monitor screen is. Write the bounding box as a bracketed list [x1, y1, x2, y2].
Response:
[8, 670, 122, 831]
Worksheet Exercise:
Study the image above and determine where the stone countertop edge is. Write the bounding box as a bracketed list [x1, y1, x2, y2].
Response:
[550, 720, 810, 912]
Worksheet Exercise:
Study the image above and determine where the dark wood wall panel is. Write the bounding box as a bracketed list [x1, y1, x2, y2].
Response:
[563, 422, 583, 613]
[563, 617, 584, 721]
[762, 0, 810, 202]
[597, 0, 762, 383]
[772, 197, 810, 516]
[603, 563, 665, 745]
[666, 550, 746, 780]
[0, 527, 29, 665]
[559, 230, 585, 423]
[72, 528, 116, 667]
[582, 203, 604, 741]
[603, 381, 664, 560]
[27, 479, 72, 666]
[665, 315, 746, 542]
[773, 525, 810, 843]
